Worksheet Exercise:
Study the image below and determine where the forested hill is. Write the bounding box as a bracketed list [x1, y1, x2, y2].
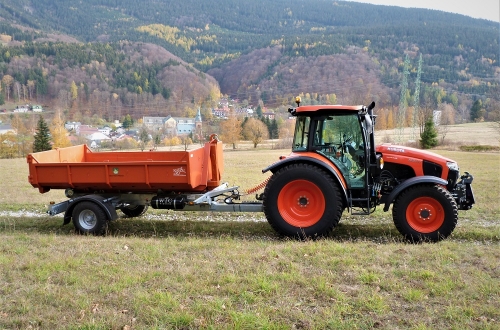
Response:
[0, 0, 498, 119]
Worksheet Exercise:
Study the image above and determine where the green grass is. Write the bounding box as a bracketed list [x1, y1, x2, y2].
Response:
[0, 141, 499, 329]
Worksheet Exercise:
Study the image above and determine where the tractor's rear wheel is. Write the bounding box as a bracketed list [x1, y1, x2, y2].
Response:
[263, 163, 344, 239]
[392, 184, 458, 242]
[120, 204, 148, 217]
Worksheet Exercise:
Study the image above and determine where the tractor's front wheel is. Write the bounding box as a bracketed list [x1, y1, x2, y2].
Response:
[263, 164, 344, 239]
[392, 184, 458, 242]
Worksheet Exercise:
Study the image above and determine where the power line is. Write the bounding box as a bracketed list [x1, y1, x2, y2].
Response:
[396, 54, 410, 143]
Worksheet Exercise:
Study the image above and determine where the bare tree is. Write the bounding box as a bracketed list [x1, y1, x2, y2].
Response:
[27, 80, 35, 100]
[14, 81, 21, 102]
[438, 103, 455, 144]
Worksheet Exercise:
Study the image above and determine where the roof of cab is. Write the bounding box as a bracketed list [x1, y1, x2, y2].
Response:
[293, 104, 364, 114]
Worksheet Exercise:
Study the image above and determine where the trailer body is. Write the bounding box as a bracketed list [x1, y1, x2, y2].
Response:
[27, 136, 262, 234]
[28, 138, 224, 194]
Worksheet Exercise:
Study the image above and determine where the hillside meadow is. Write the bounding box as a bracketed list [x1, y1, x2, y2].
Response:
[0, 127, 499, 329]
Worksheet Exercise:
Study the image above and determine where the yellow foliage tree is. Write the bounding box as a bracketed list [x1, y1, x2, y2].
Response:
[70, 81, 78, 100]
[50, 112, 72, 149]
[386, 108, 395, 129]
[219, 110, 242, 149]
[2, 74, 13, 101]
[243, 117, 269, 148]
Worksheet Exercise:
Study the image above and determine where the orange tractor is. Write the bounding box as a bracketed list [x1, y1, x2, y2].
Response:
[261, 99, 474, 242]
[28, 99, 474, 242]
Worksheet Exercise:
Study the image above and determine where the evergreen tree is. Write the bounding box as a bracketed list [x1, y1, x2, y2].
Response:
[33, 115, 52, 152]
[470, 99, 483, 122]
[256, 105, 263, 118]
[270, 118, 279, 139]
[122, 114, 133, 129]
[420, 118, 438, 149]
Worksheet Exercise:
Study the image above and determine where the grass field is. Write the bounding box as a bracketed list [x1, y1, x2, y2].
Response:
[0, 124, 499, 329]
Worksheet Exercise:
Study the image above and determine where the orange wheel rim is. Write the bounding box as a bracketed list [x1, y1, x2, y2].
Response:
[406, 197, 445, 233]
[277, 179, 325, 227]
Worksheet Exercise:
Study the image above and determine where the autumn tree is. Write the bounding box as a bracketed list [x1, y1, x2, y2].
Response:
[438, 103, 455, 144]
[50, 112, 72, 149]
[33, 116, 52, 152]
[139, 125, 151, 151]
[219, 110, 242, 149]
[386, 108, 395, 129]
[115, 137, 138, 150]
[182, 136, 193, 151]
[152, 132, 162, 150]
[70, 81, 78, 100]
[2, 75, 13, 101]
[243, 117, 269, 148]
[10, 114, 33, 157]
[27, 80, 35, 100]
[163, 136, 181, 149]
[0, 132, 16, 158]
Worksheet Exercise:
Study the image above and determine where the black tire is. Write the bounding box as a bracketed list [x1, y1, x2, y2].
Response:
[120, 204, 149, 217]
[263, 163, 344, 239]
[72, 201, 108, 235]
[392, 184, 458, 243]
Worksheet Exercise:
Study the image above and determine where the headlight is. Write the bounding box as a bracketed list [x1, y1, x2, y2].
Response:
[447, 161, 459, 172]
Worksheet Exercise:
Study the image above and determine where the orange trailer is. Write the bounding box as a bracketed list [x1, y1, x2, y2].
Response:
[27, 135, 262, 234]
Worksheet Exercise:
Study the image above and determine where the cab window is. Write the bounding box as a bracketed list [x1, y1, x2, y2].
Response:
[292, 116, 311, 151]
[313, 114, 366, 188]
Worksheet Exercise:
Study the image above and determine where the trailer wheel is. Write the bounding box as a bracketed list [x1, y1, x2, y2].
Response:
[72, 201, 108, 235]
[393, 184, 458, 242]
[263, 163, 343, 239]
[120, 205, 149, 218]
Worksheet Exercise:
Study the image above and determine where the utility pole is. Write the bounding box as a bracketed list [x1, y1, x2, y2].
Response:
[410, 54, 423, 142]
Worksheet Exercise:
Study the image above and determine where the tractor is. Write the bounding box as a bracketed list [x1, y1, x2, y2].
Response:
[261, 98, 475, 242]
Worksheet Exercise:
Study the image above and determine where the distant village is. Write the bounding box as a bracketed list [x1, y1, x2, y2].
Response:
[63, 98, 277, 148]
[0, 98, 282, 150]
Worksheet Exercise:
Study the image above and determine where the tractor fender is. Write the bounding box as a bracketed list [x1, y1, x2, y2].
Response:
[382, 176, 448, 212]
[63, 195, 119, 225]
[262, 156, 348, 205]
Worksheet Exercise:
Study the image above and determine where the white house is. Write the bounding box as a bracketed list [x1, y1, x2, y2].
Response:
[65, 122, 81, 132]
[87, 132, 111, 147]
[13, 106, 29, 113]
[32, 105, 43, 112]
[98, 126, 112, 136]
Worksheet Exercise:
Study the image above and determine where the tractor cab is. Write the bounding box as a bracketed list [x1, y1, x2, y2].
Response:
[286, 98, 382, 213]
